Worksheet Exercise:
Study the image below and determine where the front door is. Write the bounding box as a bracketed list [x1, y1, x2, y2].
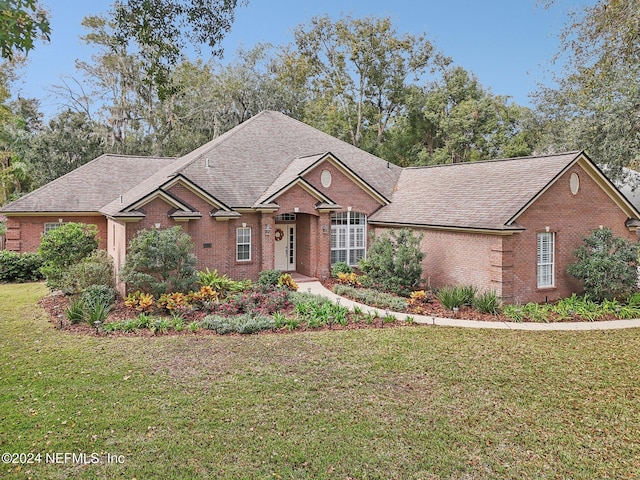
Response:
[274, 224, 296, 271]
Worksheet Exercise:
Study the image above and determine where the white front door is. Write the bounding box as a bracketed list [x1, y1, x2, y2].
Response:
[274, 224, 296, 271]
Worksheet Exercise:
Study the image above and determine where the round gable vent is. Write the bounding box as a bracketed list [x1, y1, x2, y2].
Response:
[569, 172, 580, 195]
[321, 169, 332, 188]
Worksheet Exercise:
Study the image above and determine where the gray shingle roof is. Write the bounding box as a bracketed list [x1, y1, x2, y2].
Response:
[172, 110, 401, 207]
[103, 110, 401, 215]
[1, 154, 177, 213]
[369, 151, 583, 230]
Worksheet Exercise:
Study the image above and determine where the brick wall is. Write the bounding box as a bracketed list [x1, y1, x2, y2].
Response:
[371, 163, 638, 304]
[4, 215, 107, 252]
[371, 225, 505, 296]
[303, 160, 385, 215]
[505, 165, 637, 304]
[124, 190, 265, 282]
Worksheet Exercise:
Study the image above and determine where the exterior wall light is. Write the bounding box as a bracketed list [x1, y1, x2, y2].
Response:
[265, 224, 271, 236]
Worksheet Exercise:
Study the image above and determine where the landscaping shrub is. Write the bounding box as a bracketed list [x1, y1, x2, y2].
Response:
[358, 228, 424, 296]
[119, 226, 198, 297]
[278, 273, 298, 291]
[289, 291, 332, 307]
[257, 269, 282, 287]
[197, 268, 249, 295]
[336, 272, 361, 286]
[124, 290, 155, 312]
[331, 261, 353, 277]
[157, 292, 190, 312]
[65, 285, 115, 326]
[65, 299, 86, 324]
[80, 284, 116, 310]
[436, 285, 477, 310]
[473, 290, 500, 314]
[408, 289, 433, 306]
[87, 302, 112, 325]
[200, 313, 275, 334]
[38, 222, 99, 290]
[227, 285, 290, 315]
[295, 298, 349, 328]
[62, 250, 114, 294]
[567, 227, 639, 302]
[0, 250, 43, 283]
[332, 284, 408, 311]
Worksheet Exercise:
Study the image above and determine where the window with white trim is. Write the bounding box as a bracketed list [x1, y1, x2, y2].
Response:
[236, 227, 251, 261]
[44, 222, 65, 234]
[331, 212, 366, 266]
[537, 232, 555, 288]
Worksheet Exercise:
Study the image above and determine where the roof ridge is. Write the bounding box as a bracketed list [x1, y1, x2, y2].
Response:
[294, 152, 330, 160]
[173, 112, 270, 175]
[402, 151, 583, 171]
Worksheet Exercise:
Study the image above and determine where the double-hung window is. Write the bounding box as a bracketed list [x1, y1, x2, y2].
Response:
[537, 232, 555, 288]
[331, 212, 366, 266]
[236, 227, 251, 262]
[44, 222, 65, 235]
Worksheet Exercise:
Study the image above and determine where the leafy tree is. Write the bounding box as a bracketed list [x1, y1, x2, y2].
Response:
[37, 222, 99, 290]
[112, 0, 242, 99]
[0, 0, 50, 60]
[534, 0, 640, 181]
[359, 228, 425, 296]
[22, 110, 104, 187]
[289, 15, 445, 150]
[567, 227, 639, 302]
[120, 226, 198, 297]
[381, 66, 533, 166]
[0, 61, 38, 203]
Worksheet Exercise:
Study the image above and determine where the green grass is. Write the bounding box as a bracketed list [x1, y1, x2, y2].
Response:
[2, 283, 640, 479]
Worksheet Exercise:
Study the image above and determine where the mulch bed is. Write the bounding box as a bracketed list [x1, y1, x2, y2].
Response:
[321, 278, 513, 321]
[37, 289, 423, 337]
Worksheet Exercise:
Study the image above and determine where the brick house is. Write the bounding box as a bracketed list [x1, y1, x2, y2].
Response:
[1, 111, 639, 303]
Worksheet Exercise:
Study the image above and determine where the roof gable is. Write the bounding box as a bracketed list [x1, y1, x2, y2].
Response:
[256, 152, 389, 207]
[369, 151, 616, 232]
[509, 152, 640, 225]
[172, 111, 402, 207]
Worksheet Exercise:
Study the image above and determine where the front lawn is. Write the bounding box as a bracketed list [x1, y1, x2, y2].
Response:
[2, 283, 640, 479]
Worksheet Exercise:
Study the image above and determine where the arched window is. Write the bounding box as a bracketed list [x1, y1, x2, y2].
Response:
[331, 211, 366, 266]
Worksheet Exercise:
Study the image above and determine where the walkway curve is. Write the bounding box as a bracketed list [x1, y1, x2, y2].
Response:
[301, 281, 640, 331]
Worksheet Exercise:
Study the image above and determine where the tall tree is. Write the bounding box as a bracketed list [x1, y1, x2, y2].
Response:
[381, 66, 532, 166]
[112, 0, 243, 99]
[289, 15, 446, 150]
[22, 110, 104, 187]
[0, 59, 37, 203]
[0, 0, 50, 60]
[534, 0, 640, 180]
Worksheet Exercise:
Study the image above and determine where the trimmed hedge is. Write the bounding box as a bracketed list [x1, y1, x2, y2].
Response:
[0, 250, 44, 283]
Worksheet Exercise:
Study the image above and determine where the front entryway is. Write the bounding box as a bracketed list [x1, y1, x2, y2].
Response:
[274, 224, 296, 271]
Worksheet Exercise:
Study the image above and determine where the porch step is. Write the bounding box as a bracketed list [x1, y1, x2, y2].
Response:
[289, 273, 318, 283]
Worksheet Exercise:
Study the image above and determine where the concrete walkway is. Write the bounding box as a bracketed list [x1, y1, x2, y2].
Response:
[300, 281, 640, 331]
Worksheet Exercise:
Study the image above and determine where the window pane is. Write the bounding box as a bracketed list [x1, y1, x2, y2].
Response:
[330, 212, 367, 266]
[537, 232, 554, 287]
[236, 227, 251, 261]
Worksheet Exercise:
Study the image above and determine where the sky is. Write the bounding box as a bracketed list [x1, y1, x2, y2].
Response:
[14, 0, 590, 116]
